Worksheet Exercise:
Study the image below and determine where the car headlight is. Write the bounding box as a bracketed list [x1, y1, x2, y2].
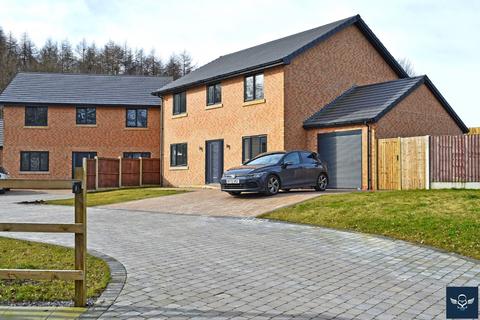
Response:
[247, 172, 266, 178]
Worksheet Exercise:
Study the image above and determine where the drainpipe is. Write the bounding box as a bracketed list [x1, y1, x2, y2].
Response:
[366, 122, 372, 190]
[159, 96, 165, 187]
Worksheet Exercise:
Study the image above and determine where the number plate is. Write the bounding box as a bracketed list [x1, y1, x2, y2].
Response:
[226, 178, 240, 184]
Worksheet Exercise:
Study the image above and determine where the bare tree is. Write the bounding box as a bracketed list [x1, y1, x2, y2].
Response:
[178, 50, 195, 76]
[397, 57, 416, 76]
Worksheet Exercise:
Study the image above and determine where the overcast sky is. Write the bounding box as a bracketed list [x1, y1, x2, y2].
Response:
[0, 0, 479, 126]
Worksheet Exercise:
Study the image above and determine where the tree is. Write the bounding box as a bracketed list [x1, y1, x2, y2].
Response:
[38, 39, 59, 72]
[101, 40, 124, 74]
[59, 40, 75, 72]
[18, 32, 37, 71]
[164, 54, 181, 79]
[144, 49, 163, 76]
[397, 57, 416, 77]
[178, 50, 195, 76]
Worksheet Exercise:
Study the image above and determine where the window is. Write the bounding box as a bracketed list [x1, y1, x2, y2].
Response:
[123, 152, 151, 159]
[300, 151, 319, 164]
[283, 152, 301, 165]
[25, 106, 48, 126]
[76, 107, 96, 125]
[244, 73, 264, 101]
[173, 92, 187, 115]
[242, 135, 267, 163]
[206, 83, 221, 105]
[170, 143, 187, 167]
[126, 108, 148, 128]
[20, 151, 49, 172]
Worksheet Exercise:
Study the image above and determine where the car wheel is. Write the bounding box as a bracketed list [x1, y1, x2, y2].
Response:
[315, 173, 328, 191]
[265, 175, 281, 196]
[228, 192, 241, 196]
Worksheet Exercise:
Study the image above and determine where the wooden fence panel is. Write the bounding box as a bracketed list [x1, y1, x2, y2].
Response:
[377, 138, 401, 190]
[122, 159, 140, 186]
[98, 158, 119, 188]
[142, 158, 161, 185]
[431, 135, 480, 182]
[401, 136, 427, 189]
[86, 159, 96, 190]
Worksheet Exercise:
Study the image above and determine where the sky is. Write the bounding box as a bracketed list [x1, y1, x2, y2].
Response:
[0, 0, 479, 126]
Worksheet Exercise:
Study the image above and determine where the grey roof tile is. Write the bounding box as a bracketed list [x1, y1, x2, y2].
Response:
[303, 77, 425, 127]
[0, 72, 172, 106]
[154, 15, 408, 95]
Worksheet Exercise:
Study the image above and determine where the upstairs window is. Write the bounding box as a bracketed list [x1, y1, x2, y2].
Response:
[76, 107, 96, 125]
[126, 108, 148, 128]
[20, 151, 49, 172]
[242, 135, 267, 163]
[123, 152, 151, 159]
[170, 143, 187, 167]
[25, 106, 48, 126]
[244, 73, 264, 102]
[206, 83, 222, 105]
[173, 92, 187, 115]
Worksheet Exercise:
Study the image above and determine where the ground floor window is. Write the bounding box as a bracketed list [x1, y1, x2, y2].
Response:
[242, 135, 267, 163]
[170, 143, 187, 167]
[123, 152, 151, 159]
[20, 151, 49, 172]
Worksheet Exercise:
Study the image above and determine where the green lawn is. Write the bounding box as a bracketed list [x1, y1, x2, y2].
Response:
[261, 189, 480, 260]
[0, 237, 110, 303]
[46, 187, 186, 207]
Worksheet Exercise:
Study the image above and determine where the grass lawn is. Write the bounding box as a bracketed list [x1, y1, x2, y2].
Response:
[0, 237, 110, 303]
[261, 189, 480, 260]
[45, 187, 186, 207]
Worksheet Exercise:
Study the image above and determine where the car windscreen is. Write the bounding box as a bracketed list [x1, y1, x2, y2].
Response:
[246, 153, 284, 165]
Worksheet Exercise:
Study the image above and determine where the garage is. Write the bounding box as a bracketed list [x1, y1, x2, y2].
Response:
[317, 130, 362, 189]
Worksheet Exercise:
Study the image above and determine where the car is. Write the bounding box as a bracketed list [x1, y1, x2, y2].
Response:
[0, 167, 10, 194]
[220, 150, 328, 196]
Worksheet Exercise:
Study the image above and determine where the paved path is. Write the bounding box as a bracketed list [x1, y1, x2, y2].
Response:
[101, 188, 348, 217]
[1, 191, 479, 319]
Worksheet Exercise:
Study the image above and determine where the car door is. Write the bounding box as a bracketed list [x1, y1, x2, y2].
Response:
[300, 151, 321, 186]
[280, 152, 302, 187]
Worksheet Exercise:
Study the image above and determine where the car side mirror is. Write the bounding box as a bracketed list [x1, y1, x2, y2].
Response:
[282, 161, 293, 168]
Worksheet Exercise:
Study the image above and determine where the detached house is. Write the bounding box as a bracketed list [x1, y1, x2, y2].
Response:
[0, 73, 171, 180]
[152, 14, 467, 189]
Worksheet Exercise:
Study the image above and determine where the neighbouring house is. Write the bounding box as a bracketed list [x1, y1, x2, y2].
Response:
[0, 73, 171, 180]
[0, 110, 3, 167]
[152, 14, 467, 189]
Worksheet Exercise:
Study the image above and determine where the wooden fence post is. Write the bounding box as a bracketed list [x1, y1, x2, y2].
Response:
[139, 157, 143, 186]
[73, 158, 87, 307]
[94, 156, 99, 190]
[398, 137, 402, 190]
[118, 156, 122, 188]
[425, 136, 430, 190]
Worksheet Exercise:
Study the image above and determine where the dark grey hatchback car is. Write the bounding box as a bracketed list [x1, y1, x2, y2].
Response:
[220, 151, 328, 196]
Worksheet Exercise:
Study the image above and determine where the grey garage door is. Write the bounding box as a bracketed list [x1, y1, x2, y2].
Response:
[317, 130, 362, 189]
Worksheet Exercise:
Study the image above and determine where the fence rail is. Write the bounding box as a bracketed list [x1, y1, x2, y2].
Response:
[0, 160, 87, 307]
[86, 157, 161, 190]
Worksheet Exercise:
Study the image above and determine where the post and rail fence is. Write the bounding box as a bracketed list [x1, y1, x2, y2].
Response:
[0, 159, 88, 307]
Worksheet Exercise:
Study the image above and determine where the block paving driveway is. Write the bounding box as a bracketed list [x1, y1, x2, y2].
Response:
[1, 190, 479, 319]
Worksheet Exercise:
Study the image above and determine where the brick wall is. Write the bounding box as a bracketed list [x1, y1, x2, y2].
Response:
[374, 84, 464, 138]
[3, 105, 160, 180]
[284, 25, 400, 150]
[0, 147, 3, 167]
[161, 66, 285, 186]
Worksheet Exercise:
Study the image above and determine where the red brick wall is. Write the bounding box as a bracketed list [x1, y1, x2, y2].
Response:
[3, 105, 160, 180]
[284, 25, 400, 150]
[0, 147, 3, 167]
[374, 84, 464, 138]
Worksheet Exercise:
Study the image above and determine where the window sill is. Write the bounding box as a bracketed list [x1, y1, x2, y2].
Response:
[124, 127, 148, 130]
[243, 99, 266, 107]
[24, 126, 49, 129]
[205, 103, 223, 110]
[19, 171, 50, 175]
[169, 166, 189, 171]
[76, 124, 97, 127]
[172, 112, 188, 119]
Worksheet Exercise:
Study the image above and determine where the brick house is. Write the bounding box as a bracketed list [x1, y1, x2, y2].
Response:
[152, 15, 467, 189]
[0, 73, 171, 180]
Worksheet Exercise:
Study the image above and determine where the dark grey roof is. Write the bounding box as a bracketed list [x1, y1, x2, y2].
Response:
[0, 72, 172, 106]
[0, 119, 3, 147]
[303, 76, 468, 133]
[153, 15, 408, 95]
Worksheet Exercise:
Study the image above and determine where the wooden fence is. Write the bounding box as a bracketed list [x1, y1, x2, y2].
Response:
[377, 135, 480, 190]
[87, 157, 161, 190]
[0, 160, 87, 306]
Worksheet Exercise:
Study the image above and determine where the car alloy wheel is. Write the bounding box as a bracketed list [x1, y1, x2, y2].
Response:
[315, 174, 328, 191]
[266, 175, 280, 195]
